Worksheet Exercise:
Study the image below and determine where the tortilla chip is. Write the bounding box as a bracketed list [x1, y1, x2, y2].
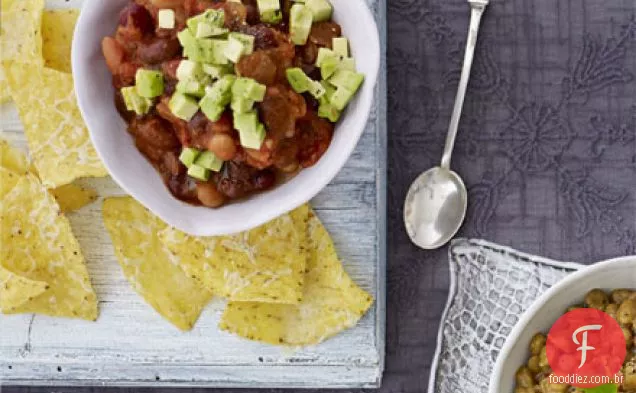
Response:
[0, 0, 45, 62]
[0, 138, 29, 174]
[159, 205, 308, 304]
[0, 266, 49, 313]
[103, 197, 213, 331]
[3, 61, 107, 188]
[0, 68, 11, 103]
[50, 183, 98, 212]
[0, 174, 98, 320]
[220, 210, 373, 346]
[42, 9, 79, 73]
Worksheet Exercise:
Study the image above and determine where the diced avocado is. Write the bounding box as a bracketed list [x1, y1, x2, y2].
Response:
[187, 9, 225, 33]
[232, 77, 266, 102]
[205, 75, 236, 105]
[229, 32, 255, 55]
[158, 9, 175, 29]
[305, 0, 332, 22]
[339, 57, 356, 71]
[316, 47, 337, 67]
[319, 55, 339, 79]
[202, 64, 232, 79]
[176, 60, 203, 81]
[187, 164, 210, 181]
[200, 96, 225, 122]
[320, 79, 336, 96]
[178, 29, 205, 61]
[308, 80, 326, 98]
[290, 4, 313, 45]
[194, 151, 224, 172]
[238, 125, 266, 150]
[196, 22, 229, 38]
[234, 111, 259, 134]
[135, 69, 164, 98]
[121, 86, 153, 115]
[328, 69, 364, 93]
[231, 96, 254, 114]
[318, 99, 341, 122]
[179, 147, 201, 167]
[328, 86, 354, 111]
[199, 39, 229, 64]
[285, 67, 312, 93]
[223, 36, 246, 63]
[169, 93, 199, 121]
[176, 79, 206, 98]
[332, 37, 348, 58]
[261, 10, 283, 24]
[257, 0, 280, 13]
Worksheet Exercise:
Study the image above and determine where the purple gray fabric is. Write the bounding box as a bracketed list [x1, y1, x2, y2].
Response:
[6, 1, 635, 393]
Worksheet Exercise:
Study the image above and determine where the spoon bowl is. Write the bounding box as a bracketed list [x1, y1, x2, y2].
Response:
[404, 167, 468, 249]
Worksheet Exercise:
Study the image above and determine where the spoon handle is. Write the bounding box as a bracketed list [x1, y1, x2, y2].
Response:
[440, 0, 489, 170]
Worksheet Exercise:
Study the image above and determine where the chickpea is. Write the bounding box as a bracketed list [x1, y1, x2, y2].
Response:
[606, 303, 619, 320]
[530, 333, 546, 355]
[196, 182, 225, 208]
[612, 289, 634, 303]
[539, 378, 568, 393]
[617, 298, 636, 325]
[584, 288, 609, 310]
[528, 355, 541, 374]
[515, 366, 534, 388]
[207, 134, 237, 161]
[539, 346, 549, 369]
[623, 326, 633, 350]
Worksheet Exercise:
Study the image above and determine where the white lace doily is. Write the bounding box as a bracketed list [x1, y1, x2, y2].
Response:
[428, 239, 584, 393]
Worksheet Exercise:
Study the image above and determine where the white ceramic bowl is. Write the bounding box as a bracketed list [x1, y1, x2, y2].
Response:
[72, 0, 380, 236]
[489, 256, 636, 393]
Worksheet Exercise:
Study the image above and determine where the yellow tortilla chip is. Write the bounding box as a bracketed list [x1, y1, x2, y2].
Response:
[0, 138, 29, 174]
[0, 266, 49, 312]
[3, 61, 107, 188]
[0, 174, 98, 320]
[103, 197, 213, 331]
[0, 68, 11, 103]
[42, 9, 79, 73]
[159, 205, 308, 304]
[0, 0, 45, 62]
[50, 183, 98, 212]
[219, 210, 373, 346]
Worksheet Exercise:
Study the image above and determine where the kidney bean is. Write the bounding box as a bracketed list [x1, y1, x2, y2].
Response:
[137, 38, 181, 64]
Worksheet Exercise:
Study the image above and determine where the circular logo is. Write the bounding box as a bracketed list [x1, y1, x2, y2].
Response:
[546, 308, 626, 388]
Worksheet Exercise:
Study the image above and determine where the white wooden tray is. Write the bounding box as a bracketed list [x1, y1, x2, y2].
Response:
[0, 0, 386, 388]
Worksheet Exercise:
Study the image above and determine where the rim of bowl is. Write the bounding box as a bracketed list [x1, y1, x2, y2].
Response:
[71, 0, 381, 236]
[488, 255, 636, 393]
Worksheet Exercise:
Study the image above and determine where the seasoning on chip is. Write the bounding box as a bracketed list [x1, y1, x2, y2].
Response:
[0, 174, 98, 320]
[3, 61, 108, 188]
[219, 210, 373, 345]
[0, 267, 49, 313]
[1, 0, 45, 62]
[159, 204, 309, 304]
[50, 183, 98, 213]
[42, 9, 79, 73]
[103, 197, 213, 331]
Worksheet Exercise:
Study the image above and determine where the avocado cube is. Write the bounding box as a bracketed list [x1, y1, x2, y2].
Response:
[158, 9, 175, 29]
[179, 147, 201, 167]
[232, 78, 266, 102]
[316, 47, 337, 67]
[205, 75, 236, 105]
[178, 29, 205, 61]
[194, 151, 224, 172]
[239, 123, 266, 150]
[319, 55, 339, 79]
[231, 97, 254, 114]
[169, 93, 199, 121]
[290, 4, 313, 45]
[328, 86, 354, 111]
[176, 80, 206, 98]
[318, 98, 340, 122]
[187, 164, 210, 181]
[200, 96, 225, 122]
[187, 9, 225, 33]
[202, 64, 232, 79]
[234, 111, 259, 134]
[121, 86, 153, 115]
[257, 0, 280, 13]
[339, 57, 356, 71]
[199, 39, 229, 65]
[224, 36, 246, 63]
[328, 69, 364, 93]
[332, 37, 349, 58]
[135, 69, 164, 98]
[176, 60, 202, 81]
[196, 22, 228, 38]
[229, 32, 255, 55]
[285, 67, 312, 93]
[308, 80, 326, 99]
[306, 0, 332, 22]
[261, 10, 283, 24]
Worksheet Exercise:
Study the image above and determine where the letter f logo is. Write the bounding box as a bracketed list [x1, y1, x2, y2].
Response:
[572, 324, 602, 369]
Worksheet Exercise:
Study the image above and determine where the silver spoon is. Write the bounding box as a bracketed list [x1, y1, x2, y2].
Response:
[403, 0, 489, 249]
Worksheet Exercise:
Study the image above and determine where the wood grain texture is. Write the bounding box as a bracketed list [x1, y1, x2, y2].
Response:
[0, 0, 386, 388]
